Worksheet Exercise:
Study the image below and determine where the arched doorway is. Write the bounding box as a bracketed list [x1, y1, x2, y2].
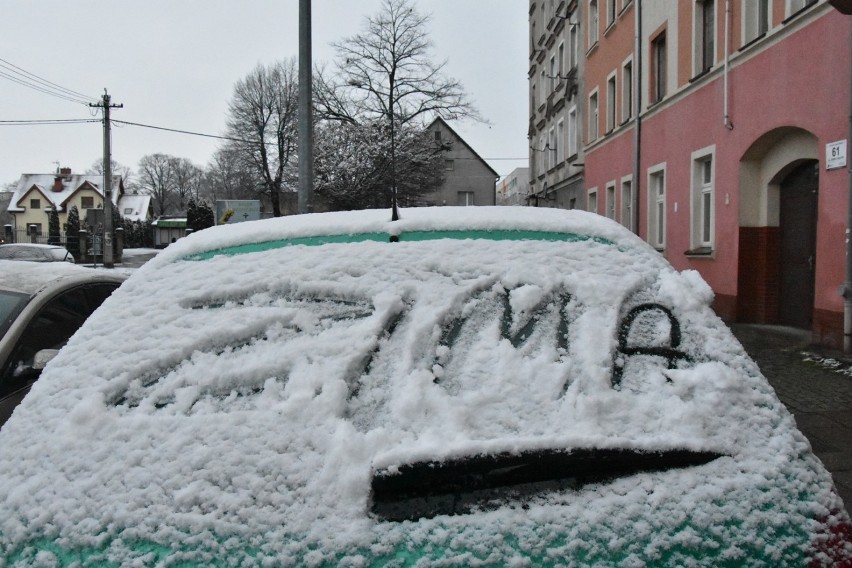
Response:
[736, 127, 819, 325]
[778, 160, 818, 328]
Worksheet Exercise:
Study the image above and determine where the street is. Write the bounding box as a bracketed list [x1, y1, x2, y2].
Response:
[732, 324, 852, 510]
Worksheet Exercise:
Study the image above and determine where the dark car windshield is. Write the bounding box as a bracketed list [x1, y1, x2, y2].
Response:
[0, 290, 31, 339]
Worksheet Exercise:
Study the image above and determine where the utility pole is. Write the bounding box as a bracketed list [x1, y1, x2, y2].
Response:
[298, 0, 314, 214]
[89, 90, 122, 268]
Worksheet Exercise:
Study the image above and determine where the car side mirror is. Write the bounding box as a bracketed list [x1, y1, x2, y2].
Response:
[32, 349, 60, 371]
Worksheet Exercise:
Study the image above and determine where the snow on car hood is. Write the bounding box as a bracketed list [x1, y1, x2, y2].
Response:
[0, 207, 845, 565]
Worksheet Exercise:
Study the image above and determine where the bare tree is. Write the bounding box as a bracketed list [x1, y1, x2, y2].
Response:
[86, 158, 137, 192]
[224, 58, 299, 217]
[171, 157, 203, 211]
[332, 0, 480, 127]
[137, 153, 175, 216]
[203, 146, 256, 203]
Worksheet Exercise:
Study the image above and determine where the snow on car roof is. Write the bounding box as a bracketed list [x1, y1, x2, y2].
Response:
[0, 259, 109, 295]
[0, 207, 845, 565]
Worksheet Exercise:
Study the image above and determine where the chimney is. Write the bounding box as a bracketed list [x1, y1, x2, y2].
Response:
[53, 176, 64, 192]
[60, 167, 72, 176]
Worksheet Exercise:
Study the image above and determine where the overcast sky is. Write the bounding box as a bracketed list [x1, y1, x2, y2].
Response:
[1, 1, 529, 189]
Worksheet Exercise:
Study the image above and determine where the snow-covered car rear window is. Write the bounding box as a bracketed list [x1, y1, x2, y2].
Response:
[0, 208, 847, 566]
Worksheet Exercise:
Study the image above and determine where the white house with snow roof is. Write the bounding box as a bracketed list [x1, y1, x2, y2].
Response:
[6, 167, 151, 239]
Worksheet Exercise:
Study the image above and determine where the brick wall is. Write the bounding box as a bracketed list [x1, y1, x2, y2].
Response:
[737, 227, 780, 323]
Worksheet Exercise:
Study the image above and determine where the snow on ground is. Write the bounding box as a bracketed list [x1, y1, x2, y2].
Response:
[0, 207, 848, 566]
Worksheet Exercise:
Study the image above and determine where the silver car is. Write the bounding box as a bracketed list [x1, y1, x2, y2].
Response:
[0, 243, 75, 263]
[0, 261, 125, 426]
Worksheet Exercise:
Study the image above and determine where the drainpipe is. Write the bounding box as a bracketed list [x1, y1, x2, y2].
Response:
[632, 0, 642, 235]
[723, 0, 733, 130]
[846, 18, 852, 352]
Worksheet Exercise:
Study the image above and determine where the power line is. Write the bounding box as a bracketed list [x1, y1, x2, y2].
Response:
[112, 119, 254, 144]
[0, 58, 97, 105]
[0, 119, 99, 125]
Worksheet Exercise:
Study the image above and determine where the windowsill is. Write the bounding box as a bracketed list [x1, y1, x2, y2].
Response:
[647, 97, 663, 109]
[604, 21, 616, 37]
[738, 32, 767, 52]
[619, 1, 633, 18]
[684, 246, 714, 258]
[782, 2, 817, 25]
[653, 246, 666, 254]
[567, 152, 579, 163]
[689, 67, 712, 84]
[586, 41, 599, 57]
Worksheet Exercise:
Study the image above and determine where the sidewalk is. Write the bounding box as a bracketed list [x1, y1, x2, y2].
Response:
[731, 324, 852, 510]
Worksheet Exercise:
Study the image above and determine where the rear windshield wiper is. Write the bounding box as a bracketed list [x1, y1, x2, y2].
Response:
[371, 448, 724, 522]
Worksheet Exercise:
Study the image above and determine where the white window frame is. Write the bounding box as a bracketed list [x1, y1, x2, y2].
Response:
[606, 71, 617, 132]
[651, 31, 667, 103]
[556, 119, 565, 163]
[742, 0, 770, 45]
[547, 126, 556, 170]
[606, 0, 617, 28]
[647, 163, 667, 249]
[622, 56, 633, 123]
[787, 0, 817, 17]
[588, 0, 600, 47]
[558, 42, 565, 78]
[587, 187, 599, 214]
[605, 181, 616, 219]
[690, 145, 716, 249]
[620, 175, 633, 231]
[567, 105, 578, 157]
[549, 54, 557, 92]
[588, 88, 599, 142]
[569, 17, 579, 68]
[458, 191, 475, 206]
[538, 135, 546, 175]
[693, 0, 716, 76]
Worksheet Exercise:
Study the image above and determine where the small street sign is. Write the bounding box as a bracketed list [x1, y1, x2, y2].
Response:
[826, 140, 847, 170]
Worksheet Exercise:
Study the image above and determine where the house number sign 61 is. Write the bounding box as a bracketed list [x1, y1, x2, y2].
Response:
[826, 139, 847, 171]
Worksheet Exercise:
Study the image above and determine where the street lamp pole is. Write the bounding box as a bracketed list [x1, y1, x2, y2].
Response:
[298, 0, 314, 214]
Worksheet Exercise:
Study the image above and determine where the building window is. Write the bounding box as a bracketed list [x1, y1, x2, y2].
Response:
[606, 73, 617, 132]
[621, 176, 633, 231]
[27, 223, 43, 236]
[606, 0, 617, 27]
[589, 90, 599, 141]
[124, 207, 133, 215]
[691, 147, 716, 249]
[458, 191, 475, 206]
[550, 54, 557, 92]
[444, 159, 455, 171]
[540, 69, 546, 105]
[538, 135, 546, 175]
[787, 0, 817, 17]
[30, 198, 41, 210]
[622, 59, 633, 122]
[557, 119, 565, 163]
[547, 127, 556, 170]
[81, 196, 94, 209]
[569, 198, 577, 210]
[558, 42, 565, 78]
[648, 165, 666, 249]
[651, 31, 667, 103]
[589, 0, 600, 47]
[743, 0, 769, 44]
[694, 1, 715, 75]
[567, 106, 578, 157]
[569, 17, 579, 68]
[434, 131, 442, 142]
[606, 182, 616, 219]
[588, 188, 598, 214]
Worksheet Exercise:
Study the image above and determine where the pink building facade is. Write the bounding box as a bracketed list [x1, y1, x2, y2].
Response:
[580, 1, 851, 347]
